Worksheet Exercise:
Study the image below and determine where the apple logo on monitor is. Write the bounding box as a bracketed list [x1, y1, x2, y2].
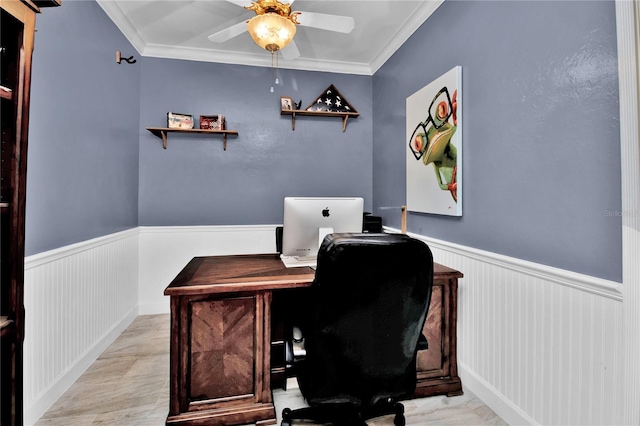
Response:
[322, 207, 330, 217]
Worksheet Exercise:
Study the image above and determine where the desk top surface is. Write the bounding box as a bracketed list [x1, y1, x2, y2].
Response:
[165, 253, 462, 297]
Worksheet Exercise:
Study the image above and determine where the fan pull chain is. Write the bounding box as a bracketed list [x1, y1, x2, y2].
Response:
[270, 52, 275, 92]
[270, 51, 280, 93]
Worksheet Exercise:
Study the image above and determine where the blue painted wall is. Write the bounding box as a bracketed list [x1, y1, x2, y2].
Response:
[25, 1, 373, 254]
[138, 59, 372, 226]
[372, 1, 622, 281]
[24, 0, 623, 283]
[26, 0, 141, 256]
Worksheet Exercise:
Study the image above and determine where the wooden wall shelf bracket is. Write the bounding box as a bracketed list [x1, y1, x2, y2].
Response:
[146, 127, 238, 150]
[280, 110, 359, 132]
[341, 115, 350, 132]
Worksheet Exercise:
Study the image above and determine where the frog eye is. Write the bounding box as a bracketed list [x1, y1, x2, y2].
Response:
[412, 134, 424, 152]
[428, 87, 453, 129]
[437, 101, 449, 120]
[409, 122, 429, 160]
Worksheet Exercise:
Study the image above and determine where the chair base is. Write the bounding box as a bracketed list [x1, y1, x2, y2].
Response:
[281, 400, 405, 426]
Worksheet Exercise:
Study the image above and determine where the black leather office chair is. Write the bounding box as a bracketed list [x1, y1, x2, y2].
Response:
[281, 233, 434, 426]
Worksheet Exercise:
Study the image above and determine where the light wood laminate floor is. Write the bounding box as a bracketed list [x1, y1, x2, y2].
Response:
[35, 314, 507, 425]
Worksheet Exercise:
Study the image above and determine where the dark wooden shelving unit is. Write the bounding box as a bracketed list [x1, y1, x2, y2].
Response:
[2, 1, 60, 425]
[145, 127, 239, 150]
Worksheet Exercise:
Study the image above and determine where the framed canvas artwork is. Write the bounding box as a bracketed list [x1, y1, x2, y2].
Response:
[406, 66, 462, 216]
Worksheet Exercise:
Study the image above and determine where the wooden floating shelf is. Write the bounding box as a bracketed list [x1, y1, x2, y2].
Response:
[146, 127, 239, 150]
[280, 109, 359, 132]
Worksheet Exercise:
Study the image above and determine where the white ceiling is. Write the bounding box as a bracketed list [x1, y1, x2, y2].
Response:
[97, 0, 443, 75]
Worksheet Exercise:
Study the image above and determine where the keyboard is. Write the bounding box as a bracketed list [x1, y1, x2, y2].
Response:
[280, 254, 317, 268]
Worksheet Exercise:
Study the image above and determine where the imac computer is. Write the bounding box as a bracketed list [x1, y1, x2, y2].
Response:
[281, 197, 364, 267]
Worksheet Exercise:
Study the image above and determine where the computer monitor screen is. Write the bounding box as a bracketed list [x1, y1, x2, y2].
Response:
[282, 197, 364, 258]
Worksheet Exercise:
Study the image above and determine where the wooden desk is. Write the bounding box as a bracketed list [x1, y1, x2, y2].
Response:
[164, 254, 462, 426]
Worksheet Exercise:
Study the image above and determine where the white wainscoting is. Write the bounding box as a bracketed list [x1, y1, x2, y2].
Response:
[137, 225, 279, 314]
[386, 227, 624, 426]
[23, 229, 139, 426]
[23, 224, 626, 426]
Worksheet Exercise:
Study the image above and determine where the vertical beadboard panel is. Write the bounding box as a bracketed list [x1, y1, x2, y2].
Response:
[616, 1, 640, 424]
[22, 229, 139, 425]
[389, 230, 624, 426]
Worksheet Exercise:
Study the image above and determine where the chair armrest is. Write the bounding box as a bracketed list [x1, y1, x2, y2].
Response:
[417, 333, 428, 351]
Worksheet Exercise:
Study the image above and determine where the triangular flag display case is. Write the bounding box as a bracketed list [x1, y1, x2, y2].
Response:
[305, 84, 357, 114]
[280, 85, 359, 132]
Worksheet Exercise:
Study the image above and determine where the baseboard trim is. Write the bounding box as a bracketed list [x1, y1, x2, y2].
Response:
[24, 306, 137, 426]
[459, 361, 538, 426]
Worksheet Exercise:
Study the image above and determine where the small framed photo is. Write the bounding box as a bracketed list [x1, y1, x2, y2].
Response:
[280, 96, 294, 111]
[167, 112, 194, 129]
[200, 115, 226, 131]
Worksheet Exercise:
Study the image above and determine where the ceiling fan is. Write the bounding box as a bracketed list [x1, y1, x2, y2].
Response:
[207, 0, 355, 60]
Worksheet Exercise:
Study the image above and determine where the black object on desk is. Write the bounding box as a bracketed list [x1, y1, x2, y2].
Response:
[276, 226, 284, 253]
[363, 212, 382, 233]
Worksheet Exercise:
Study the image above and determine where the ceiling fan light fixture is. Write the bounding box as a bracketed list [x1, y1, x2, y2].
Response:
[246, 13, 296, 53]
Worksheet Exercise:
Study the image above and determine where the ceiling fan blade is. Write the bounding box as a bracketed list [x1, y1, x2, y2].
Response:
[224, 0, 295, 9]
[295, 11, 354, 34]
[280, 40, 300, 60]
[208, 20, 248, 43]
[224, 0, 251, 7]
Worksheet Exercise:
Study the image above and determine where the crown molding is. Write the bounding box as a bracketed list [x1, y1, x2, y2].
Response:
[96, 0, 146, 54]
[369, 0, 443, 74]
[141, 43, 374, 75]
[96, 0, 443, 76]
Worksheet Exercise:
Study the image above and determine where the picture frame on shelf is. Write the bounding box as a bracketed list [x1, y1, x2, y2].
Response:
[280, 96, 294, 111]
[167, 112, 194, 129]
[200, 115, 226, 131]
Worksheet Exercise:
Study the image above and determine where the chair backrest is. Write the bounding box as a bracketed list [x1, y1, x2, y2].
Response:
[299, 232, 433, 406]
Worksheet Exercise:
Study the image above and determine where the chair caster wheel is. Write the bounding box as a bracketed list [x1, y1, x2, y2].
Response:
[394, 403, 405, 426]
[394, 415, 406, 426]
[281, 407, 292, 426]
